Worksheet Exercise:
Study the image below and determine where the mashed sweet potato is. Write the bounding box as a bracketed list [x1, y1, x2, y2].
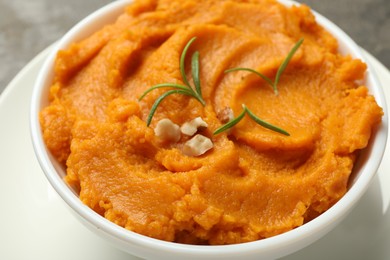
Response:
[40, 0, 383, 244]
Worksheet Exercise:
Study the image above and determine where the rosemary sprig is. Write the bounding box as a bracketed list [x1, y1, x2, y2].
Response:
[224, 38, 304, 95]
[139, 37, 205, 126]
[213, 104, 290, 136]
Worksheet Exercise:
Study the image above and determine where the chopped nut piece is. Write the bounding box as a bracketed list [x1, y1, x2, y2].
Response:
[154, 118, 181, 142]
[181, 117, 208, 136]
[183, 134, 213, 156]
[217, 107, 234, 123]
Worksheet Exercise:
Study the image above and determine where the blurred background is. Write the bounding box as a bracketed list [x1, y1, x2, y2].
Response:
[0, 0, 389, 93]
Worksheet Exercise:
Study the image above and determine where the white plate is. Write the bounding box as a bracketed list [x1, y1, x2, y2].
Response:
[0, 46, 389, 260]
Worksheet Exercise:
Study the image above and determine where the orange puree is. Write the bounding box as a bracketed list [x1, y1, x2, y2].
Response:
[40, 0, 383, 244]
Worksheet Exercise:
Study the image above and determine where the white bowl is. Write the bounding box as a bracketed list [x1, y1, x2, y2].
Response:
[30, 0, 388, 259]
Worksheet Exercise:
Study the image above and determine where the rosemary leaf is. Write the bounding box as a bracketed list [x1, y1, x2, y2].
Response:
[213, 108, 246, 135]
[224, 38, 304, 96]
[139, 37, 206, 125]
[191, 51, 202, 97]
[138, 83, 190, 101]
[244, 105, 290, 136]
[224, 67, 276, 94]
[214, 104, 289, 136]
[274, 38, 304, 87]
[180, 37, 197, 88]
[146, 89, 194, 126]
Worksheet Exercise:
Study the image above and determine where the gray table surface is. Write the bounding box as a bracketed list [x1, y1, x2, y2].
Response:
[0, 0, 389, 93]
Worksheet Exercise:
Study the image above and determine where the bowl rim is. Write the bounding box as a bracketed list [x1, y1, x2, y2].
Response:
[30, 0, 388, 258]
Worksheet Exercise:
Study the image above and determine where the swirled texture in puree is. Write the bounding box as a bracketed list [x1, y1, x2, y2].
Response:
[40, 0, 383, 244]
